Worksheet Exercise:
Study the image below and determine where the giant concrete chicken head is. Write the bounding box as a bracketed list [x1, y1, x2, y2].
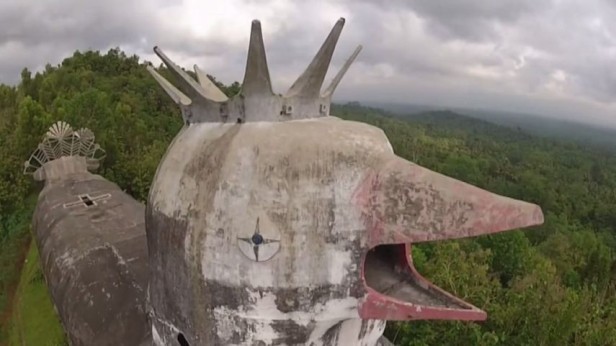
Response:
[146, 18, 544, 346]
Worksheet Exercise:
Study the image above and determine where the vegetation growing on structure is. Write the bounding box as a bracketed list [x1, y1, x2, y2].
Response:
[0, 48, 615, 345]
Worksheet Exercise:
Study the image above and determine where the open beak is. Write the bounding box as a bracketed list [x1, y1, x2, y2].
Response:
[354, 157, 544, 321]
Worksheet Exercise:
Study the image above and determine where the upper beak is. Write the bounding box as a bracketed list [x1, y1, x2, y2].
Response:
[354, 156, 544, 321]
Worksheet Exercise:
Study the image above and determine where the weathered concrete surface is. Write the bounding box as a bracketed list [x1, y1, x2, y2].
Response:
[146, 117, 543, 345]
[147, 17, 544, 345]
[32, 156, 150, 346]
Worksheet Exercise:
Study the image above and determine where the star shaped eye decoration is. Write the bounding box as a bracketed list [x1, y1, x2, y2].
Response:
[238, 217, 281, 262]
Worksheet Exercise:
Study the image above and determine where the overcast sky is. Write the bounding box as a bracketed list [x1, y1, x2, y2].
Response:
[2, 0, 616, 125]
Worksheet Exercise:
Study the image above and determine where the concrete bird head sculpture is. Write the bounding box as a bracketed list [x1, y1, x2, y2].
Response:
[146, 18, 544, 346]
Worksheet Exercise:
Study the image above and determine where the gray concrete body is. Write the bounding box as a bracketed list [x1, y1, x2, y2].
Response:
[147, 118, 388, 345]
[146, 116, 542, 345]
[32, 156, 150, 346]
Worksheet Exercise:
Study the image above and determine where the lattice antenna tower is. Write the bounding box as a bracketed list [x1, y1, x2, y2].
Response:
[23, 121, 106, 177]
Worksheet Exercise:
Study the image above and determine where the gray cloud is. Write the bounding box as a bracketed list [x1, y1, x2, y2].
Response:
[1, 1, 158, 46]
[336, 0, 616, 122]
[0, 0, 234, 82]
[408, 0, 549, 42]
[1, 0, 616, 125]
[0, 0, 171, 81]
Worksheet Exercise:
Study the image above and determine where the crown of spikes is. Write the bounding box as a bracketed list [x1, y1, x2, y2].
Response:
[148, 18, 362, 123]
[23, 121, 106, 179]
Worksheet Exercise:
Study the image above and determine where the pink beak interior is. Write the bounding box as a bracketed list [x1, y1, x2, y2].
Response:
[361, 243, 486, 320]
[355, 157, 544, 321]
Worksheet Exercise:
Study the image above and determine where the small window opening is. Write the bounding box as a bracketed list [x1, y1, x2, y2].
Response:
[281, 105, 293, 116]
[177, 333, 190, 346]
[80, 195, 95, 207]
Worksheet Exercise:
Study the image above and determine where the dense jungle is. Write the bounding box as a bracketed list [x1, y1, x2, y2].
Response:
[1, 49, 615, 345]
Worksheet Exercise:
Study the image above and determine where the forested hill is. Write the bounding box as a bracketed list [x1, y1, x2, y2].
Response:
[1, 49, 616, 345]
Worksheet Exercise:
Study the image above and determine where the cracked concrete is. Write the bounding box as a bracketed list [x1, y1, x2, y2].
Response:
[32, 156, 150, 346]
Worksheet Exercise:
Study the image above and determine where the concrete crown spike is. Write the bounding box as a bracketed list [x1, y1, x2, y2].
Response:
[193, 65, 229, 102]
[147, 65, 192, 106]
[241, 20, 273, 96]
[322, 45, 363, 98]
[153, 46, 216, 103]
[149, 18, 363, 122]
[285, 17, 346, 98]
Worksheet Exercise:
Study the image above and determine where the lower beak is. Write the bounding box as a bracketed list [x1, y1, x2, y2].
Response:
[355, 157, 544, 320]
[360, 243, 486, 321]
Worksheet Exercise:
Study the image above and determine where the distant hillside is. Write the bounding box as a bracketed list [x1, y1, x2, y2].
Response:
[365, 101, 616, 150]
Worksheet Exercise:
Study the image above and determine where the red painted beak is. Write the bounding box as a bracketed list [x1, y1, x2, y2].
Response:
[355, 157, 544, 321]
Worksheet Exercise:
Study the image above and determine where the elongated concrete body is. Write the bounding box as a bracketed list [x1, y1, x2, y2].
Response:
[26, 123, 150, 346]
